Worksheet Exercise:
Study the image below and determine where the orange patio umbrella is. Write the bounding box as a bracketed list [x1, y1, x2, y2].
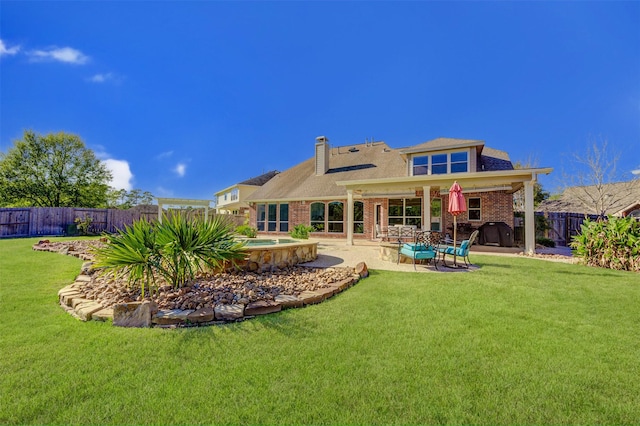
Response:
[448, 181, 467, 266]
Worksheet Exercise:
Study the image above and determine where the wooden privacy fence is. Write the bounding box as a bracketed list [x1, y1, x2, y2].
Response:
[0, 207, 245, 238]
[542, 212, 599, 247]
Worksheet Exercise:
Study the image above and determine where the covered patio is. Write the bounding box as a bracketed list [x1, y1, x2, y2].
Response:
[337, 168, 552, 255]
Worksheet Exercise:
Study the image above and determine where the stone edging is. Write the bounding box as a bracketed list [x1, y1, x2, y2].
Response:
[38, 241, 370, 328]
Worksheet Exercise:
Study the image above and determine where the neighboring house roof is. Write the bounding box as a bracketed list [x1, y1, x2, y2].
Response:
[247, 138, 515, 202]
[238, 170, 280, 186]
[537, 179, 640, 216]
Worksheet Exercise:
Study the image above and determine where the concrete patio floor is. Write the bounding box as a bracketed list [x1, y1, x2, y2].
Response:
[303, 238, 572, 273]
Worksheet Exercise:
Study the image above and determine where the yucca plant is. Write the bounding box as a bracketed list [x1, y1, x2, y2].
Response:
[153, 213, 247, 288]
[92, 218, 160, 298]
[92, 213, 248, 295]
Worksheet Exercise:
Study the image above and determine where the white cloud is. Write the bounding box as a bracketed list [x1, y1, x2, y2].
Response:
[89, 73, 113, 83]
[87, 72, 124, 85]
[0, 39, 20, 56]
[103, 159, 134, 190]
[155, 150, 174, 160]
[633, 167, 640, 176]
[173, 162, 187, 177]
[28, 46, 89, 64]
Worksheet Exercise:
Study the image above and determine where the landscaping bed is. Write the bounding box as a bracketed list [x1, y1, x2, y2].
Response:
[35, 239, 365, 327]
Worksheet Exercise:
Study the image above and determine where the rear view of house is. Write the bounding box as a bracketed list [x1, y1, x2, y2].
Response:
[246, 136, 551, 254]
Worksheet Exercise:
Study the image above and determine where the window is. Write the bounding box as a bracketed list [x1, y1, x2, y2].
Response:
[310, 202, 325, 232]
[353, 201, 364, 234]
[450, 152, 468, 173]
[268, 204, 277, 231]
[230, 188, 239, 201]
[279, 204, 289, 232]
[255, 203, 289, 232]
[310, 202, 345, 233]
[256, 204, 266, 231]
[468, 197, 481, 221]
[411, 151, 469, 175]
[413, 156, 428, 175]
[430, 198, 442, 231]
[431, 154, 448, 175]
[328, 202, 344, 233]
[388, 198, 421, 228]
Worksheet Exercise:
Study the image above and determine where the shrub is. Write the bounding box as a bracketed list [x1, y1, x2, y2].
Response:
[571, 216, 640, 272]
[236, 224, 257, 238]
[93, 213, 247, 296]
[536, 237, 556, 247]
[290, 224, 314, 239]
[74, 216, 93, 235]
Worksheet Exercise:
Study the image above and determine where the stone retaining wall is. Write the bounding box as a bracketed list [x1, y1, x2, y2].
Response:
[242, 241, 318, 272]
[57, 265, 365, 327]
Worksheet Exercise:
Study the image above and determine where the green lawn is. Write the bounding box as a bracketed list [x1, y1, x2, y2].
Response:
[1, 237, 639, 425]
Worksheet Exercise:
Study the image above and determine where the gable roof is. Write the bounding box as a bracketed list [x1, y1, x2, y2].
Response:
[238, 170, 279, 186]
[247, 138, 516, 202]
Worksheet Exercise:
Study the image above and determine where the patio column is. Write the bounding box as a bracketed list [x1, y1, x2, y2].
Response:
[422, 186, 431, 231]
[158, 202, 163, 224]
[346, 190, 354, 245]
[524, 179, 535, 255]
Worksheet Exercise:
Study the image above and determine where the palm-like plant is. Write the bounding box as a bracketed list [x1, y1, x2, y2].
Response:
[92, 213, 247, 295]
[154, 213, 247, 287]
[92, 218, 160, 298]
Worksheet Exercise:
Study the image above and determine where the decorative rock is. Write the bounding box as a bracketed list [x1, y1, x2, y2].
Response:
[58, 285, 81, 296]
[355, 262, 369, 278]
[75, 301, 104, 321]
[187, 307, 215, 323]
[315, 286, 336, 300]
[75, 275, 92, 283]
[214, 304, 244, 321]
[60, 292, 84, 306]
[274, 294, 303, 309]
[153, 309, 194, 325]
[81, 262, 95, 275]
[71, 297, 92, 309]
[92, 308, 114, 322]
[298, 291, 324, 305]
[113, 301, 158, 327]
[245, 300, 282, 316]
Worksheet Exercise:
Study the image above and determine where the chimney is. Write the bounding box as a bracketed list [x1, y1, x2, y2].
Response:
[315, 136, 329, 175]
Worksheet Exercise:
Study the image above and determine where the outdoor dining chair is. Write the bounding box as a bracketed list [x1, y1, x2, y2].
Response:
[397, 230, 441, 270]
[439, 229, 479, 268]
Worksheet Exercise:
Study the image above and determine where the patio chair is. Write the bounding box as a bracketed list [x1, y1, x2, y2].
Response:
[398, 231, 441, 270]
[387, 225, 400, 242]
[440, 230, 479, 268]
[375, 224, 387, 241]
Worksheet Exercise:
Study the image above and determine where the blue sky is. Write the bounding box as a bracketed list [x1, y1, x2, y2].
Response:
[1, 1, 639, 201]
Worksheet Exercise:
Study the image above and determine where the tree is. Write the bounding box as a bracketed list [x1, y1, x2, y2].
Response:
[0, 130, 112, 207]
[105, 188, 155, 209]
[564, 138, 638, 218]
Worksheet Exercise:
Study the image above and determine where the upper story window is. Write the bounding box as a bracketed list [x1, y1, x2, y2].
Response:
[230, 189, 239, 201]
[412, 151, 469, 175]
